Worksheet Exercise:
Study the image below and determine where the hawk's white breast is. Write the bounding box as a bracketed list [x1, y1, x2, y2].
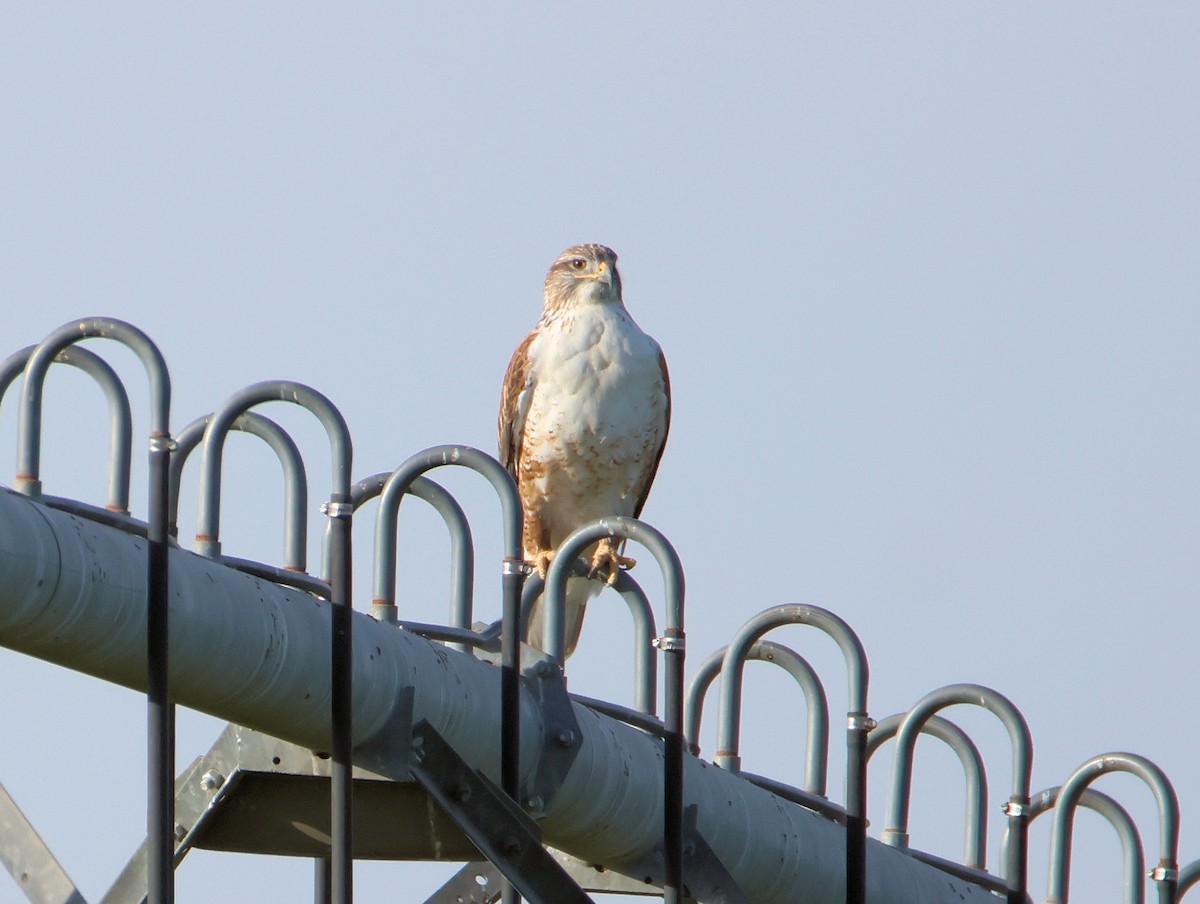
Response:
[520, 302, 667, 545]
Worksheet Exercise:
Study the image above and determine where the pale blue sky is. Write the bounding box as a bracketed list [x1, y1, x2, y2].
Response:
[1, 4, 1198, 902]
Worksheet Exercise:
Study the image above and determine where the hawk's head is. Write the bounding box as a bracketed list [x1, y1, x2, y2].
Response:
[543, 244, 623, 314]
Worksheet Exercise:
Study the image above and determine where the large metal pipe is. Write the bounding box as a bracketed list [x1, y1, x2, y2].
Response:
[0, 488, 995, 904]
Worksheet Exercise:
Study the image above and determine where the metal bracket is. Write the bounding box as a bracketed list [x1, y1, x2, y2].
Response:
[681, 804, 752, 904]
[422, 861, 504, 904]
[353, 687, 415, 782]
[520, 660, 583, 813]
[407, 719, 593, 904]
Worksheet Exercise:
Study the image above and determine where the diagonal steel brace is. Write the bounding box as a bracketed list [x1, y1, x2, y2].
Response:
[0, 781, 88, 904]
[407, 719, 592, 904]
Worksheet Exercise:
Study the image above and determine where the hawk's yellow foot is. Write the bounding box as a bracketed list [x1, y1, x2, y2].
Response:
[589, 540, 636, 586]
[531, 550, 555, 580]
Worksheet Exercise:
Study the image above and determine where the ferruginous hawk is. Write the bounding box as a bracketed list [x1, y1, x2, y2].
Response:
[499, 244, 670, 657]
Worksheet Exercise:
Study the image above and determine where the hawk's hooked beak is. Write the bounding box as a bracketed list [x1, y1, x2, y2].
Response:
[580, 261, 613, 287]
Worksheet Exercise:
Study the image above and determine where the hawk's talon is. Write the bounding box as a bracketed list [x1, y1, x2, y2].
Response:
[588, 544, 636, 586]
[530, 550, 555, 580]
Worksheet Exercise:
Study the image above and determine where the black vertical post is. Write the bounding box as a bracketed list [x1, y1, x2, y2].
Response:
[315, 857, 332, 904]
[1156, 867, 1178, 904]
[146, 435, 173, 904]
[500, 563, 524, 904]
[1005, 804, 1028, 904]
[845, 717, 868, 904]
[662, 627, 686, 904]
[328, 496, 353, 904]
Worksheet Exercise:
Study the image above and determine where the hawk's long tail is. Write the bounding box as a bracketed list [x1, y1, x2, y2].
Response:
[525, 575, 605, 659]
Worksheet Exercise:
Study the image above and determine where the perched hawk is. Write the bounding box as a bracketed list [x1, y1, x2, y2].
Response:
[499, 244, 670, 657]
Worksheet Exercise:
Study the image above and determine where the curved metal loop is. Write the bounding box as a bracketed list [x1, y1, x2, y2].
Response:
[1179, 861, 1200, 898]
[1, 344, 133, 512]
[709, 601, 870, 902]
[522, 566, 659, 715]
[687, 640, 830, 795]
[1018, 785, 1145, 904]
[1046, 752, 1180, 904]
[371, 445, 520, 615]
[14, 318, 170, 501]
[882, 682, 1033, 900]
[351, 471, 474, 636]
[194, 380, 352, 559]
[171, 412, 308, 571]
[713, 604, 868, 775]
[867, 713, 988, 869]
[544, 516, 685, 666]
[545, 515, 686, 901]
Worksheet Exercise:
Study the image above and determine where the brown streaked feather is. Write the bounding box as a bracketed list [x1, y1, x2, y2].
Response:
[497, 328, 538, 476]
[632, 347, 671, 518]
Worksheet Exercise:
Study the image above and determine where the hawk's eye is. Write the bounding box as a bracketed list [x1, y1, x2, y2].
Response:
[569, 258, 587, 270]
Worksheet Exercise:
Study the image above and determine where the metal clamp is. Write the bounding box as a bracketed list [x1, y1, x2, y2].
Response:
[503, 557, 534, 576]
[1003, 799, 1029, 817]
[847, 713, 876, 732]
[320, 500, 354, 519]
[1150, 866, 1179, 881]
[149, 434, 178, 453]
[653, 635, 685, 653]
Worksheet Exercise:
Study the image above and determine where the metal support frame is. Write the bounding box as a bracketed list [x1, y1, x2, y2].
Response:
[194, 380, 354, 904]
[10, 320, 1200, 904]
[712, 604, 870, 904]
[1045, 752, 1179, 904]
[544, 517, 685, 904]
[1019, 785, 1145, 904]
[687, 640, 830, 795]
[0, 484, 1059, 904]
[0, 782, 86, 904]
[425, 812, 750, 904]
[14, 319, 173, 904]
[424, 863, 505, 904]
[518, 661, 582, 814]
[408, 720, 593, 904]
[866, 713, 988, 870]
[882, 683, 1032, 904]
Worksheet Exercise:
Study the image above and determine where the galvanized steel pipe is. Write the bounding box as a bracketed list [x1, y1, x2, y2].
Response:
[0, 489, 999, 904]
